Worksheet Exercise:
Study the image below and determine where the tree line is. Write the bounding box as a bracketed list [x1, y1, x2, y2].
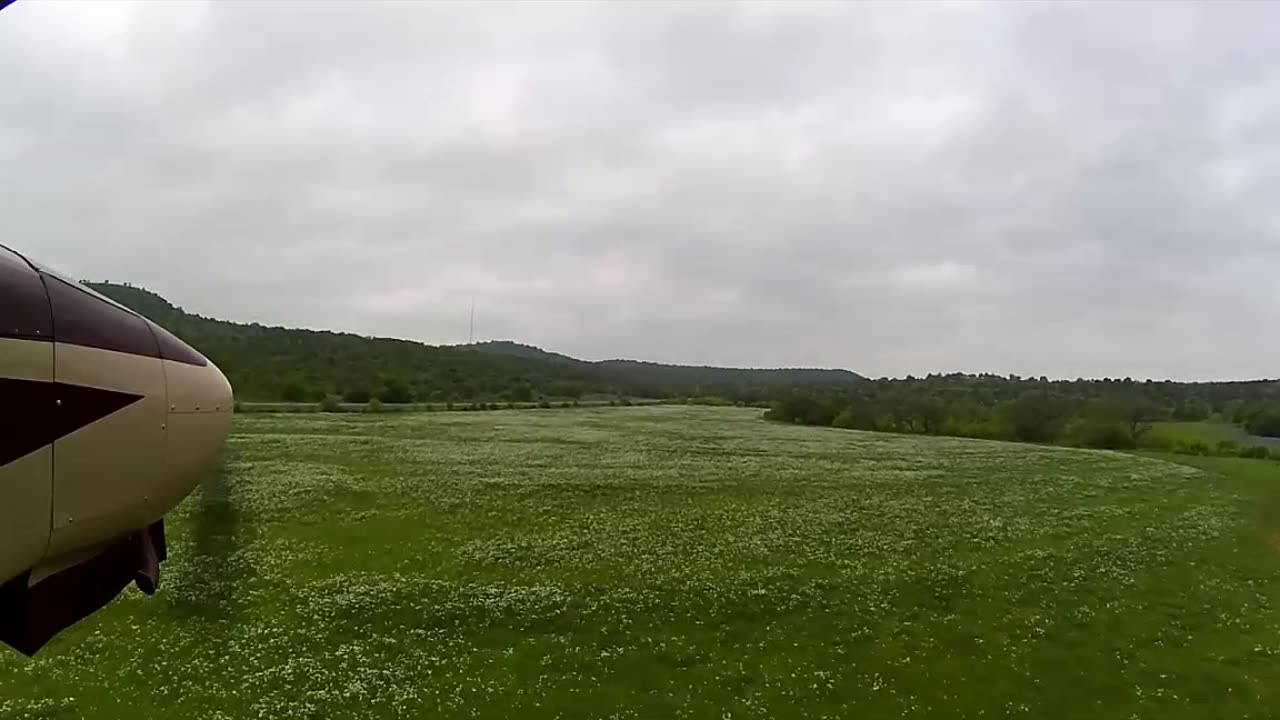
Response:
[764, 374, 1280, 452]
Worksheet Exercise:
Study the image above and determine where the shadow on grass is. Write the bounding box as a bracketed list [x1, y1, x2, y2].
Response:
[166, 447, 256, 622]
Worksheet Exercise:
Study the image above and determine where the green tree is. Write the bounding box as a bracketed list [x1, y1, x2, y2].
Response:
[1223, 400, 1248, 424]
[281, 381, 308, 403]
[343, 387, 372, 404]
[910, 397, 948, 434]
[1119, 397, 1161, 440]
[833, 399, 877, 430]
[1001, 391, 1072, 443]
[1173, 398, 1212, 422]
[1247, 408, 1280, 438]
[379, 378, 414, 404]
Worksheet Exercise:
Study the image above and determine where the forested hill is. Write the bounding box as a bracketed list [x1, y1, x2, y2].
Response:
[88, 283, 865, 403]
[466, 341, 865, 395]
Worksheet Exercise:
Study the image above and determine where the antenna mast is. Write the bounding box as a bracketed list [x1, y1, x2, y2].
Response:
[469, 300, 475, 344]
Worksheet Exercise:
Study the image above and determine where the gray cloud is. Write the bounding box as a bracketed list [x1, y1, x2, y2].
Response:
[2, 1, 1278, 379]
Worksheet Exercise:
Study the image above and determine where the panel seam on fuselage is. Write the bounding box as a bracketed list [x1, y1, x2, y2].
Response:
[30, 259, 56, 567]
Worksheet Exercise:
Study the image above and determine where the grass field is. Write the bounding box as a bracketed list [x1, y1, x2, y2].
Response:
[1146, 421, 1280, 449]
[4, 407, 1280, 719]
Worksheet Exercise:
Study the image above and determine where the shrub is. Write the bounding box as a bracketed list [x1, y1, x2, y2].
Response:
[1174, 439, 1211, 456]
[620, 397, 633, 407]
[506, 402, 515, 410]
[446, 401, 455, 411]
[803, 404, 836, 427]
[1248, 409, 1280, 438]
[1068, 418, 1135, 449]
[378, 379, 414, 404]
[281, 383, 308, 403]
[1240, 445, 1272, 460]
[366, 398, 384, 414]
[343, 387, 371, 404]
[1216, 439, 1241, 456]
[319, 395, 342, 413]
[538, 399, 552, 409]
[766, 395, 841, 427]
[833, 402, 876, 431]
[689, 396, 732, 407]
[560, 401, 571, 408]
[1139, 431, 1173, 451]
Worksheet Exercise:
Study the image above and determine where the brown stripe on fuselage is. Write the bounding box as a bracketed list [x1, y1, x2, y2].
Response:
[149, 321, 208, 367]
[1, 244, 210, 367]
[43, 274, 160, 360]
[0, 246, 52, 342]
[0, 379, 143, 467]
[0, 338, 54, 585]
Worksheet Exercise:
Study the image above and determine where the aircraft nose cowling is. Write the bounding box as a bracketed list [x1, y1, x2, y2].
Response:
[150, 322, 234, 511]
[0, 246, 237, 655]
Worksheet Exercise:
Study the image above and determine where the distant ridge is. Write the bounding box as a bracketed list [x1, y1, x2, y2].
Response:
[88, 283, 865, 403]
[462, 341, 583, 366]
[465, 340, 864, 386]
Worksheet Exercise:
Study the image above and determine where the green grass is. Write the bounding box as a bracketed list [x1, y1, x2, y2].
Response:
[237, 398, 669, 414]
[1137, 451, 1280, 541]
[5, 407, 1280, 718]
[1146, 420, 1280, 449]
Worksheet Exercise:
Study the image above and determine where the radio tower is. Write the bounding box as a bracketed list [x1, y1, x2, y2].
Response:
[468, 300, 475, 344]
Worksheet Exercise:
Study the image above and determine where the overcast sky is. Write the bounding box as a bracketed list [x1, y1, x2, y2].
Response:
[2, 1, 1278, 380]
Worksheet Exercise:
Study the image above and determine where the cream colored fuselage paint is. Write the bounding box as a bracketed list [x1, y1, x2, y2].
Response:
[164, 359, 233, 414]
[46, 344, 168, 558]
[44, 347, 233, 561]
[164, 358, 234, 508]
[0, 339, 54, 584]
